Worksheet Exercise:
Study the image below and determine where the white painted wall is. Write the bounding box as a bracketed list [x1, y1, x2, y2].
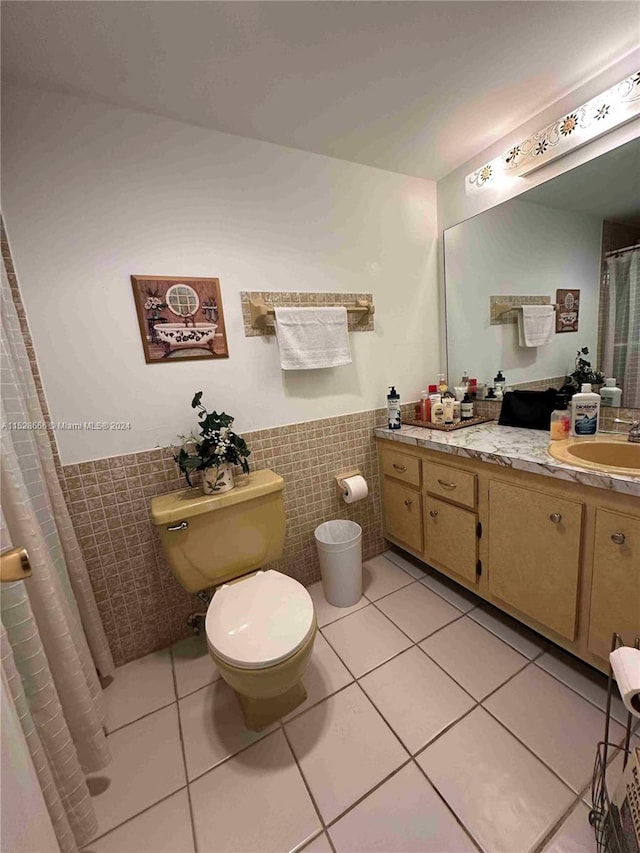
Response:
[445, 198, 602, 387]
[2, 85, 439, 464]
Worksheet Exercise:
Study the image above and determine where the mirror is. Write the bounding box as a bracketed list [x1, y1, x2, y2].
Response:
[444, 137, 640, 406]
[166, 283, 200, 317]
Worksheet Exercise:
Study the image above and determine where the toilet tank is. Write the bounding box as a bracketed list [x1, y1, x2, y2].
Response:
[150, 469, 286, 592]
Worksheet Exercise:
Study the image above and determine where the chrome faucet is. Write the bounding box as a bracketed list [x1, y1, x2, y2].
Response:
[613, 418, 640, 443]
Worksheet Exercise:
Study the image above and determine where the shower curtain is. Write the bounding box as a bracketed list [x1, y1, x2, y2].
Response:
[603, 249, 640, 408]
[1, 253, 114, 852]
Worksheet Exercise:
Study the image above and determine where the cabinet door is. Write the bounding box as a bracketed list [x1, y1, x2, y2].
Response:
[424, 495, 478, 584]
[588, 509, 640, 660]
[383, 478, 423, 552]
[488, 480, 583, 640]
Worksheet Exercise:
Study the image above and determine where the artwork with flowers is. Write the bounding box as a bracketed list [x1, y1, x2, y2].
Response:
[131, 275, 229, 363]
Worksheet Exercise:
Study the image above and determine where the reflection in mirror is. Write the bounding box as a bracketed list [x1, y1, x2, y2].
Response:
[166, 283, 200, 317]
[445, 138, 639, 406]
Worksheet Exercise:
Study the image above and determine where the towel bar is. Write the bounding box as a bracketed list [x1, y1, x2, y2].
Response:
[494, 302, 560, 319]
[249, 298, 375, 329]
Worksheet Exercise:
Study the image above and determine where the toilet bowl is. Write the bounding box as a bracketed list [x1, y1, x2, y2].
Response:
[206, 570, 316, 729]
[150, 469, 316, 730]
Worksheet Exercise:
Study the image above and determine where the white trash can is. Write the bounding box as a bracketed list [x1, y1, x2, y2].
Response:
[314, 520, 363, 607]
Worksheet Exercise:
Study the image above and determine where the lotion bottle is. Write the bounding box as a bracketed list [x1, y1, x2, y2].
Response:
[387, 386, 401, 430]
[431, 397, 445, 425]
[570, 383, 600, 436]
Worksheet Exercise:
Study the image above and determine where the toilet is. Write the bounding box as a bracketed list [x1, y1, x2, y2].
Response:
[150, 469, 316, 730]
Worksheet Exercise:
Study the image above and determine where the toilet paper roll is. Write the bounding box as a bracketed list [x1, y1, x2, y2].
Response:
[341, 475, 369, 504]
[610, 646, 640, 718]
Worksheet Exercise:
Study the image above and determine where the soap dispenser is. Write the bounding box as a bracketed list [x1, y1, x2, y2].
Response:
[570, 383, 600, 436]
[387, 386, 401, 430]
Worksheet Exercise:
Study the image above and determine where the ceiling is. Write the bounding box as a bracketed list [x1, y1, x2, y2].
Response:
[2, 1, 639, 180]
[522, 137, 640, 221]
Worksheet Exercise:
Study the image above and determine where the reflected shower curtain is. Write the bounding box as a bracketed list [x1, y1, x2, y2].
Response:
[603, 250, 640, 408]
[1, 255, 114, 851]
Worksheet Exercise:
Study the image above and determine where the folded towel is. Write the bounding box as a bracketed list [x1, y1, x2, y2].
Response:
[274, 306, 352, 370]
[517, 304, 555, 347]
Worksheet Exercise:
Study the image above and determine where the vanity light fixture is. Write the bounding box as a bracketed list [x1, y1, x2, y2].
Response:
[466, 70, 640, 195]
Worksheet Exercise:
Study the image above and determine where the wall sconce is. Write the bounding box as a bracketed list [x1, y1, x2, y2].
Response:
[466, 71, 640, 195]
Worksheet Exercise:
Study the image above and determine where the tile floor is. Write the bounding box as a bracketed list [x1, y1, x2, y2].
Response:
[85, 550, 634, 853]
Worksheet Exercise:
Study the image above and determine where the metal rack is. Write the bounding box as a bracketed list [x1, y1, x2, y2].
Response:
[589, 633, 640, 853]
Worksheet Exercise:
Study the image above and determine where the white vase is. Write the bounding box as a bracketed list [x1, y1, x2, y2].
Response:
[202, 463, 235, 495]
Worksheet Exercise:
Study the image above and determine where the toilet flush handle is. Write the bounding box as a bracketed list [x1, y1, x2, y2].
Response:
[167, 521, 188, 531]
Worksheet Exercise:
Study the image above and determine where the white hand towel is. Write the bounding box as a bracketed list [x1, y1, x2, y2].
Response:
[517, 304, 555, 347]
[274, 306, 352, 370]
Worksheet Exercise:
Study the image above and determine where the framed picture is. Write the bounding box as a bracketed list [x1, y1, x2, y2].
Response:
[131, 276, 229, 363]
[556, 288, 580, 333]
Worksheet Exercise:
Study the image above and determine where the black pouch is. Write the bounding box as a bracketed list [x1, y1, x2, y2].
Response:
[498, 389, 559, 430]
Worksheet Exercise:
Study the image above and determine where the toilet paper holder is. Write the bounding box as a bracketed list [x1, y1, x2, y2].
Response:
[335, 469, 362, 500]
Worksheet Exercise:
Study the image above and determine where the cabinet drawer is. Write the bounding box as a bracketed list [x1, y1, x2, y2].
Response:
[424, 461, 476, 509]
[383, 478, 423, 552]
[425, 496, 478, 584]
[588, 509, 640, 661]
[382, 449, 421, 488]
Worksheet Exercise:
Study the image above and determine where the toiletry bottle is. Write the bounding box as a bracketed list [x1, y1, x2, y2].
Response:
[454, 385, 466, 402]
[387, 386, 401, 430]
[570, 383, 600, 436]
[460, 370, 470, 389]
[438, 374, 449, 394]
[486, 387, 496, 400]
[419, 389, 430, 422]
[550, 394, 570, 440]
[443, 396, 454, 425]
[431, 396, 445, 425]
[599, 378, 622, 408]
[453, 401, 461, 424]
[461, 392, 474, 421]
[468, 379, 478, 399]
[494, 370, 506, 396]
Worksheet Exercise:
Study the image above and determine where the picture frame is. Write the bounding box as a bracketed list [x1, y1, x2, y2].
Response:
[131, 275, 229, 363]
[556, 288, 580, 333]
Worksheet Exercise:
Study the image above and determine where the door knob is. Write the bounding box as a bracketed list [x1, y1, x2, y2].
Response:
[549, 513, 562, 524]
[429, 510, 438, 518]
[404, 499, 413, 507]
[611, 532, 626, 545]
[0, 547, 32, 582]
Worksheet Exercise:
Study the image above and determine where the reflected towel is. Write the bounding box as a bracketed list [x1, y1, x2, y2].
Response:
[517, 304, 555, 347]
[274, 306, 352, 370]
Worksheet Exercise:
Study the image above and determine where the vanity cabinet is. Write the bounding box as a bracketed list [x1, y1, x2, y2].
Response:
[487, 480, 583, 640]
[588, 509, 640, 660]
[377, 436, 640, 672]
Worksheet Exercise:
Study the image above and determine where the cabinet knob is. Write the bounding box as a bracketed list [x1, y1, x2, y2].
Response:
[393, 463, 407, 472]
[429, 510, 438, 518]
[404, 499, 413, 507]
[611, 532, 626, 545]
[549, 513, 562, 524]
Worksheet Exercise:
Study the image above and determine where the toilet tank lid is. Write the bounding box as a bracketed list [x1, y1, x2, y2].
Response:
[150, 469, 284, 526]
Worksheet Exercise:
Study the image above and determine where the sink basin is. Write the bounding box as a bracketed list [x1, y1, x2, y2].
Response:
[548, 436, 640, 475]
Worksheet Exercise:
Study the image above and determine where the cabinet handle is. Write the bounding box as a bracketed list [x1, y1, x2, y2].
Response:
[404, 499, 413, 507]
[437, 479, 456, 489]
[611, 532, 626, 545]
[167, 521, 189, 531]
[393, 464, 407, 472]
[429, 510, 438, 518]
[549, 513, 562, 524]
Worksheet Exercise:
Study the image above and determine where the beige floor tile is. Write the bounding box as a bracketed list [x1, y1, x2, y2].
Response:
[171, 634, 220, 698]
[179, 679, 277, 780]
[307, 580, 368, 627]
[418, 707, 574, 853]
[536, 647, 634, 726]
[383, 549, 428, 579]
[84, 790, 193, 853]
[542, 802, 597, 853]
[86, 706, 185, 838]
[104, 649, 175, 731]
[485, 665, 624, 793]
[419, 571, 480, 613]
[321, 605, 412, 677]
[283, 632, 353, 721]
[420, 616, 528, 700]
[329, 762, 476, 853]
[285, 683, 408, 823]
[302, 833, 333, 853]
[375, 582, 461, 642]
[362, 554, 414, 600]
[468, 603, 547, 659]
[359, 647, 474, 753]
[190, 730, 320, 853]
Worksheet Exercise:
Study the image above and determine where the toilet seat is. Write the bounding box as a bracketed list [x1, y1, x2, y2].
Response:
[205, 570, 315, 670]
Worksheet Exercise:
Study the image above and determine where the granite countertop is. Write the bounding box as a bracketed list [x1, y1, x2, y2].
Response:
[374, 422, 640, 497]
